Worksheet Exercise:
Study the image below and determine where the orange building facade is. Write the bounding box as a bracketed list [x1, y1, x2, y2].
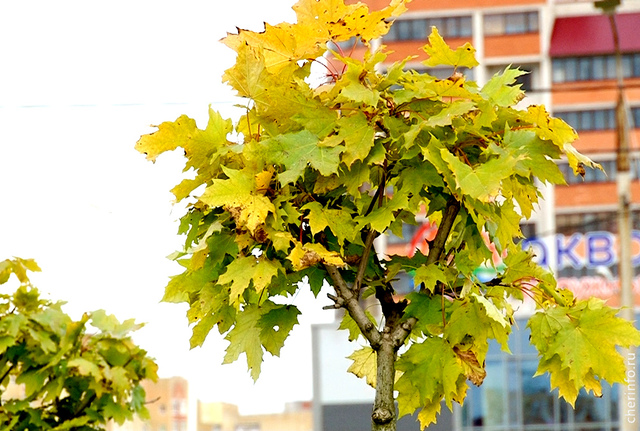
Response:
[359, 0, 640, 309]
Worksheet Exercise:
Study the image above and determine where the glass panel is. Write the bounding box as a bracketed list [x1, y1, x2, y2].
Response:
[634, 53, 640, 77]
[445, 17, 459, 38]
[484, 14, 504, 36]
[465, 385, 485, 427]
[578, 57, 592, 80]
[553, 59, 566, 83]
[565, 58, 578, 82]
[483, 360, 506, 426]
[593, 56, 605, 80]
[505, 13, 526, 34]
[519, 324, 538, 356]
[460, 16, 472, 37]
[606, 109, 616, 129]
[574, 389, 608, 424]
[522, 360, 556, 425]
[560, 396, 573, 423]
[623, 55, 633, 78]
[396, 20, 411, 40]
[582, 110, 594, 130]
[413, 19, 427, 40]
[609, 384, 620, 422]
[528, 11, 539, 32]
[507, 361, 520, 424]
[594, 110, 605, 130]
[606, 55, 617, 79]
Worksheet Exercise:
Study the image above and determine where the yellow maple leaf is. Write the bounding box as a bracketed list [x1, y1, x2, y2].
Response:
[422, 27, 479, 69]
[347, 347, 377, 387]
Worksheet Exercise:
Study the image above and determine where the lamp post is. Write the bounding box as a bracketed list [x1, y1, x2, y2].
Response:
[594, 1, 635, 429]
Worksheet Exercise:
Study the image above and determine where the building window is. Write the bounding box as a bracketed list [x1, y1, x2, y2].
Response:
[632, 106, 640, 128]
[555, 108, 616, 131]
[552, 53, 640, 83]
[384, 16, 472, 41]
[484, 11, 539, 36]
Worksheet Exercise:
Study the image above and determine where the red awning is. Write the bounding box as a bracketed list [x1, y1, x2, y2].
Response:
[550, 12, 640, 57]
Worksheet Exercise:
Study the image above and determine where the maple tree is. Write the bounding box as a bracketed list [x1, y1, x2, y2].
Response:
[0, 257, 158, 430]
[135, 0, 640, 430]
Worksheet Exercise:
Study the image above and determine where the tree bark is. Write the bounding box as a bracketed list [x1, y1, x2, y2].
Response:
[372, 336, 398, 431]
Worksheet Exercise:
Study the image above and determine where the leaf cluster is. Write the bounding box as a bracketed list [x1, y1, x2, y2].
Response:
[0, 258, 158, 430]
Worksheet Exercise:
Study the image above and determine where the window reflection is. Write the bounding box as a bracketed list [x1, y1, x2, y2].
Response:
[483, 361, 506, 426]
[460, 318, 627, 430]
[522, 360, 556, 424]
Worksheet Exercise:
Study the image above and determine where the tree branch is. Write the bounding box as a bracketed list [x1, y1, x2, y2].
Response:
[426, 197, 461, 266]
[353, 229, 377, 293]
[390, 196, 461, 347]
[325, 264, 382, 349]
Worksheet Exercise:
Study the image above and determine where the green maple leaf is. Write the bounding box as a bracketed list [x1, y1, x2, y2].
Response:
[440, 149, 517, 202]
[322, 112, 375, 167]
[163, 260, 220, 304]
[217, 256, 281, 306]
[424, 100, 476, 128]
[403, 292, 444, 337]
[258, 304, 301, 356]
[445, 296, 510, 354]
[340, 161, 371, 196]
[190, 314, 219, 349]
[413, 264, 447, 293]
[347, 347, 377, 387]
[223, 304, 264, 381]
[67, 358, 102, 380]
[502, 128, 565, 185]
[200, 167, 275, 234]
[264, 130, 343, 185]
[528, 297, 640, 406]
[356, 187, 410, 233]
[189, 285, 236, 347]
[422, 27, 479, 69]
[396, 337, 467, 427]
[302, 201, 358, 247]
[481, 67, 527, 106]
[339, 310, 377, 342]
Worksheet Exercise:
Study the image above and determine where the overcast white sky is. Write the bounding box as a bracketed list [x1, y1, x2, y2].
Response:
[0, 0, 338, 414]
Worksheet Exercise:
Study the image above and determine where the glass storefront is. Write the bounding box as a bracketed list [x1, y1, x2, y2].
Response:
[460, 321, 621, 431]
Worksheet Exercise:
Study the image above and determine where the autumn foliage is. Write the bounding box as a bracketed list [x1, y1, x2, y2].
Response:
[136, 0, 640, 429]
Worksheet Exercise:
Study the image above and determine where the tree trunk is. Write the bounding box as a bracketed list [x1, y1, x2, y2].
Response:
[372, 337, 398, 431]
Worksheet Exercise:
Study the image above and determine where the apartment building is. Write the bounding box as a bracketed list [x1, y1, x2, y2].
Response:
[313, 1, 640, 430]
